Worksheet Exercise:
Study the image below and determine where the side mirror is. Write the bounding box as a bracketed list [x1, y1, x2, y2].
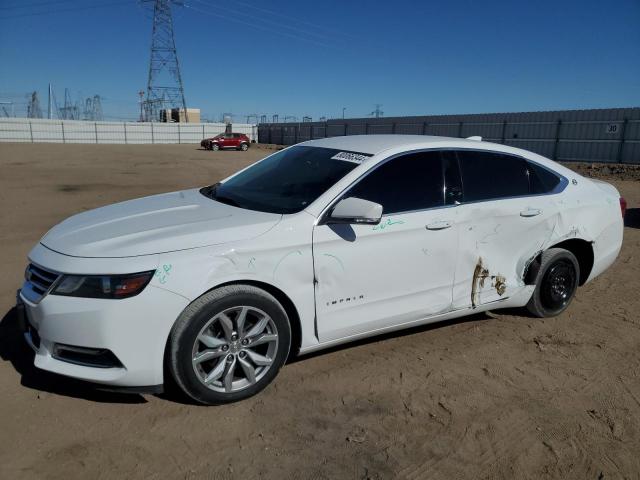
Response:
[326, 197, 383, 225]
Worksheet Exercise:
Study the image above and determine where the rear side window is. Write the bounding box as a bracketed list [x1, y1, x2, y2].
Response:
[456, 151, 529, 202]
[527, 161, 561, 194]
[345, 152, 443, 214]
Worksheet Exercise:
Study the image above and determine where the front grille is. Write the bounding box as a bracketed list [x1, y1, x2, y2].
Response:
[23, 263, 60, 303]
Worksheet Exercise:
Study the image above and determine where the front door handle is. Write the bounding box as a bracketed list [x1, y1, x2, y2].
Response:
[426, 220, 452, 230]
[520, 208, 542, 217]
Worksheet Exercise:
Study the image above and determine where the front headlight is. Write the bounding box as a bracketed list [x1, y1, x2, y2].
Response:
[51, 271, 155, 299]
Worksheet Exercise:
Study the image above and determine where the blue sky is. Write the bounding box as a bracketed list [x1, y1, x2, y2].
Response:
[1, 0, 639, 121]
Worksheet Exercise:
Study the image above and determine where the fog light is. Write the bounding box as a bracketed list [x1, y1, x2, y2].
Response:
[52, 344, 123, 369]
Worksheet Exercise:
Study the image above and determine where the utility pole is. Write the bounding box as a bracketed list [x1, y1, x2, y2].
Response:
[342, 107, 346, 119]
[141, 0, 188, 122]
[48, 83, 52, 119]
[138, 90, 145, 121]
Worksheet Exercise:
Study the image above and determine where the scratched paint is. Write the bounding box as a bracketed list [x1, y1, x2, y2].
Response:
[154, 264, 173, 284]
[475, 224, 501, 250]
[272, 250, 303, 279]
[372, 218, 405, 231]
[322, 253, 345, 271]
[471, 257, 507, 308]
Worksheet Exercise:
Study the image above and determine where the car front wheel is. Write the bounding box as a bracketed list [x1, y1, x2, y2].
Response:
[168, 285, 291, 405]
[239, 142, 249, 151]
[526, 248, 580, 317]
[211, 143, 220, 151]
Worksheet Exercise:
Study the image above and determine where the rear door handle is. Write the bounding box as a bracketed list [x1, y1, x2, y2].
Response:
[426, 220, 452, 230]
[520, 208, 542, 217]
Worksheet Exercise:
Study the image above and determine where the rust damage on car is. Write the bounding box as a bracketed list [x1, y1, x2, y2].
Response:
[471, 257, 507, 308]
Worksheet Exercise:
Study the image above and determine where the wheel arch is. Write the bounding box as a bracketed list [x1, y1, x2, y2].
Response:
[165, 279, 303, 365]
[524, 238, 594, 286]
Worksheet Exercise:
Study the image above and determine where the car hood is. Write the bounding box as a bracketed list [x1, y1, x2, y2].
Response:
[40, 189, 282, 258]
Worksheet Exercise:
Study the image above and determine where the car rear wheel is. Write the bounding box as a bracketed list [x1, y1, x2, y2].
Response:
[168, 285, 291, 405]
[211, 143, 220, 151]
[239, 142, 249, 151]
[526, 248, 580, 318]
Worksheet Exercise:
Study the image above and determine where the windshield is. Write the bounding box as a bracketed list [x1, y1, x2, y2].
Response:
[200, 146, 370, 214]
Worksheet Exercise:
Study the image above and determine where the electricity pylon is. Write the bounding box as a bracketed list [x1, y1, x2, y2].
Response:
[141, 0, 188, 122]
[83, 95, 104, 121]
[27, 92, 43, 118]
[369, 104, 384, 118]
[59, 88, 80, 120]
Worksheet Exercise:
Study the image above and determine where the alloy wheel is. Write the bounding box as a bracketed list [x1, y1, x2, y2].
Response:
[191, 306, 279, 393]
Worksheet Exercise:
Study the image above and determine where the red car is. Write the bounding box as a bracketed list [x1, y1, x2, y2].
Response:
[201, 133, 251, 151]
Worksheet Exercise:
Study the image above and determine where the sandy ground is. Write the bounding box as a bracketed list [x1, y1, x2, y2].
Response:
[0, 143, 639, 480]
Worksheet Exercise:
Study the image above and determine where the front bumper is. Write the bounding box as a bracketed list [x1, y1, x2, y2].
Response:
[18, 281, 190, 388]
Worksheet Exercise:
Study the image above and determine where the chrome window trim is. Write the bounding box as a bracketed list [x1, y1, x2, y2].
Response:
[316, 147, 568, 224]
[452, 148, 568, 204]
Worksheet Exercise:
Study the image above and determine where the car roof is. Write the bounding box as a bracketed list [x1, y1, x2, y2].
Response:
[300, 134, 473, 155]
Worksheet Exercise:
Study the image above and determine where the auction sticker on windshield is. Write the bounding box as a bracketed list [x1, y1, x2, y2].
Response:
[331, 151, 370, 164]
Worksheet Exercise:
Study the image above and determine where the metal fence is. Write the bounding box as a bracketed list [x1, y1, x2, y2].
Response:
[0, 118, 258, 144]
[258, 107, 640, 164]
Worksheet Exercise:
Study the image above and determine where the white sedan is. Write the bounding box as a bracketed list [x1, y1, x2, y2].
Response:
[18, 135, 624, 404]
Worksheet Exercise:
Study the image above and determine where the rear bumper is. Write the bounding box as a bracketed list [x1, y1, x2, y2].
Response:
[587, 214, 624, 283]
[18, 281, 189, 388]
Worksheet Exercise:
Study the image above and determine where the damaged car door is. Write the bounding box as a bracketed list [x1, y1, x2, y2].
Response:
[448, 149, 563, 309]
[313, 151, 458, 342]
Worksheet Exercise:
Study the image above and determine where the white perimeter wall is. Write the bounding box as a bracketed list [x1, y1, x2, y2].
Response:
[0, 118, 258, 144]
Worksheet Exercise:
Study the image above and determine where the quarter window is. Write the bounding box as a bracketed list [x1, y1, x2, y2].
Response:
[527, 161, 561, 194]
[456, 151, 529, 202]
[345, 152, 444, 214]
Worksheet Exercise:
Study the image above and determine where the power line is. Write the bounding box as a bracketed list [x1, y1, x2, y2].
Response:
[0, 0, 78, 11]
[185, 3, 333, 48]
[228, 0, 359, 40]
[0, 0, 133, 20]
[193, 0, 344, 44]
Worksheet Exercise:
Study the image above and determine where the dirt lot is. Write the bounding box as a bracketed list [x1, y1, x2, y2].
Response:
[0, 143, 639, 480]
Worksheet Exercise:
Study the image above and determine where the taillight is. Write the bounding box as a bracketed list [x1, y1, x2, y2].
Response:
[620, 197, 627, 219]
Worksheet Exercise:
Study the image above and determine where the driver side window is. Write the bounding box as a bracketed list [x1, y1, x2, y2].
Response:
[345, 151, 444, 215]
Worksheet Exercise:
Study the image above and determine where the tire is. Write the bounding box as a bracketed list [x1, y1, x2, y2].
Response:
[211, 143, 220, 151]
[168, 285, 291, 405]
[239, 142, 249, 151]
[526, 248, 580, 318]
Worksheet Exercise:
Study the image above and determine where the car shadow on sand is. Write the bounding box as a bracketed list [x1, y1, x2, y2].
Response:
[0, 304, 516, 405]
[625, 208, 640, 229]
[287, 310, 497, 364]
[0, 307, 147, 404]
